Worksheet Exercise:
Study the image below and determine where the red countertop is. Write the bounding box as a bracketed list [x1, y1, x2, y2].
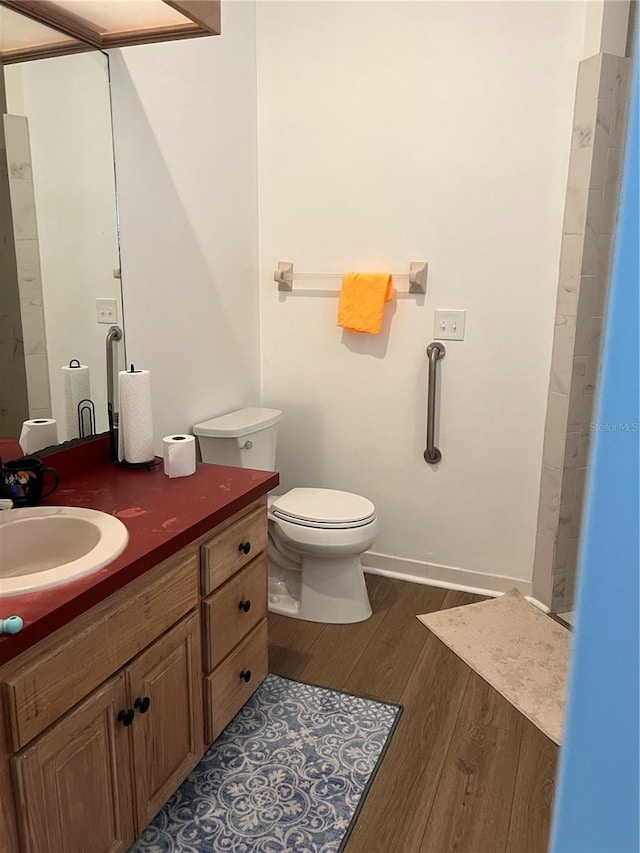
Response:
[0, 436, 278, 666]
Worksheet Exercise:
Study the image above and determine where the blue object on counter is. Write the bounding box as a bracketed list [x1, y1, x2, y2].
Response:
[0, 616, 24, 635]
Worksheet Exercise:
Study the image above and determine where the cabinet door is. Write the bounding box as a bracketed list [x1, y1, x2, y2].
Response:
[12, 673, 134, 853]
[0, 705, 20, 853]
[126, 610, 204, 831]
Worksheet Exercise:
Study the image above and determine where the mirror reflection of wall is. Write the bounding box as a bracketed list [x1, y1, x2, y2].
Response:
[1, 45, 123, 444]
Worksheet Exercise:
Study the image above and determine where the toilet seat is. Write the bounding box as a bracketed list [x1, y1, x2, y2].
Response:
[270, 488, 376, 530]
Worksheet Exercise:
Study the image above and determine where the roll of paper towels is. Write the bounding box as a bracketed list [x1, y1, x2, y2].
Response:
[19, 418, 58, 454]
[163, 434, 197, 478]
[61, 362, 90, 441]
[118, 368, 154, 464]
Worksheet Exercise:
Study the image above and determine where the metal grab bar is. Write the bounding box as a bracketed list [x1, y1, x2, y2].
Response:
[106, 325, 123, 423]
[106, 325, 122, 461]
[424, 342, 445, 464]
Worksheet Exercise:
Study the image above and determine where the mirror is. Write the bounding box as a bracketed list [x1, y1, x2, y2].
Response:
[0, 6, 124, 448]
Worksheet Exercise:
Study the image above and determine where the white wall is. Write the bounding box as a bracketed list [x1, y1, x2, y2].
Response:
[108, 0, 261, 449]
[257, 0, 588, 584]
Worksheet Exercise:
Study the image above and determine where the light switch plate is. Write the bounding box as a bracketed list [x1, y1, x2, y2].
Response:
[96, 298, 118, 324]
[434, 309, 466, 341]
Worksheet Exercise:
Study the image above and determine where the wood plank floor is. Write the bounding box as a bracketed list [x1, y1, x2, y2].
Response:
[268, 574, 558, 853]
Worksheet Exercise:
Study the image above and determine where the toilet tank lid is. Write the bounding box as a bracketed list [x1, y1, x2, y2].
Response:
[193, 407, 282, 438]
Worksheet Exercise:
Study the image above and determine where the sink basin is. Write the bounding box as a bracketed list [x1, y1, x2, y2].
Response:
[0, 506, 129, 597]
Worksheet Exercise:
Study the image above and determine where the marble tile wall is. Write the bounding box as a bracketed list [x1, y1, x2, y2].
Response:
[4, 114, 52, 419]
[0, 118, 31, 435]
[533, 54, 632, 610]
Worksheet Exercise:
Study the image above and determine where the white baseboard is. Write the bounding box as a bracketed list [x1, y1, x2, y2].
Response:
[525, 596, 551, 613]
[363, 551, 532, 599]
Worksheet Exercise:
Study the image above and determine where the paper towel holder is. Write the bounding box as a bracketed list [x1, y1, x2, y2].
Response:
[114, 362, 162, 471]
[78, 399, 96, 438]
[116, 457, 161, 470]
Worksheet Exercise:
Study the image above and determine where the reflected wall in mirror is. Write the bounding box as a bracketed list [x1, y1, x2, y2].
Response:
[0, 11, 124, 447]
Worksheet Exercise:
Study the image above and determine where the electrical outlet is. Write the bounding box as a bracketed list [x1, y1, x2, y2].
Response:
[96, 298, 118, 324]
[434, 309, 466, 341]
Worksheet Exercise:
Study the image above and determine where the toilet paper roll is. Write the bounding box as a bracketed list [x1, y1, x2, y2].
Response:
[19, 418, 58, 454]
[61, 362, 90, 441]
[163, 434, 197, 478]
[118, 368, 154, 464]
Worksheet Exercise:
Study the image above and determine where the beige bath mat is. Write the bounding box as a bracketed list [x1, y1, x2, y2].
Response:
[417, 589, 570, 744]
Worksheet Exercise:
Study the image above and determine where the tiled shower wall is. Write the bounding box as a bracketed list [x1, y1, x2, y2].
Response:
[533, 53, 631, 612]
[0, 108, 29, 435]
[3, 114, 52, 421]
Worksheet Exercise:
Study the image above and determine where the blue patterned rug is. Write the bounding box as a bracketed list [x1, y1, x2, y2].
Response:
[130, 673, 401, 852]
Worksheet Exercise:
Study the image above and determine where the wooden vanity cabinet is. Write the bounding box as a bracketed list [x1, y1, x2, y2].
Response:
[9, 611, 203, 853]
[0, 496, 271, 853]
[0, 548, 204, 853]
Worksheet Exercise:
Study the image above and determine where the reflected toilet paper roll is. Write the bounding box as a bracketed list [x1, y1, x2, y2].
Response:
[19, 419, 58, 454]
[163, 434, 196, 478]
[118, 368, 154, 464]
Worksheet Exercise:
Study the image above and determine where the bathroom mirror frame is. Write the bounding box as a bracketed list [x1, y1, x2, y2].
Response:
[1, 6, 125, 450]
[0, 0, 221, 58]
[0, 2, 88, 64]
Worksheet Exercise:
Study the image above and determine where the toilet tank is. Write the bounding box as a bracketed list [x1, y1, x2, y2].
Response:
[193, 407, 282, 471]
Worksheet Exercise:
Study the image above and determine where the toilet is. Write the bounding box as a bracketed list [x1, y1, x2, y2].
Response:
[193, 408, 377, 624]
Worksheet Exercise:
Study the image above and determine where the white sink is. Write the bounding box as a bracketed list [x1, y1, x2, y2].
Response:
[0, 506, 129, 597]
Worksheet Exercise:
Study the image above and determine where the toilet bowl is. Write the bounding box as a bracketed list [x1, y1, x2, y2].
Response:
[193, 408, 376, 624]
[267, 488, 377, 623]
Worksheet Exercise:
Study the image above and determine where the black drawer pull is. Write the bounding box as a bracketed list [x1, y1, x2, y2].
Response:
[240, 669, 252, 683]
[238, 600, 251, 613]
[134, 696, 151, 714]
[117, 709, 135, 727]
[238, 541, 251, 555]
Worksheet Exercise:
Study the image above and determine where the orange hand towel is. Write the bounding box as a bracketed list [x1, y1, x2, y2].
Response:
[337, 272, 394, 335]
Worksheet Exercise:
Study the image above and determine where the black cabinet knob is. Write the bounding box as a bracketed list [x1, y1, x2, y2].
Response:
[117, 709, 135, 727]
[240, 669, 252, 683]
[134, 696, 151, 714]
[238, 541, 251, 555]
[238, 600, 251, 613]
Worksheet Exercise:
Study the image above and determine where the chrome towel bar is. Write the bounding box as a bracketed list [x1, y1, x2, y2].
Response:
[273, 261, 428, 293]
[424, 342, 445, 464]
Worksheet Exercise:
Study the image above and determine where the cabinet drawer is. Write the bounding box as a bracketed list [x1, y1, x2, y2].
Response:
[204, 619, 268, 744]
[202, 554, 267, 671]
[201, 505, 267, 594]
[2, 552, 199, 751]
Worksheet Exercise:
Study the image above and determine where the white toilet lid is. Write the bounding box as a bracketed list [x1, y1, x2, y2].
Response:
[271, 488, 376, 529]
